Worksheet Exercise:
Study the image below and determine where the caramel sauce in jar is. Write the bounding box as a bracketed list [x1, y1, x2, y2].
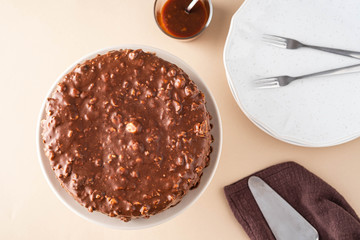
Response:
[157, 0, 209, 39]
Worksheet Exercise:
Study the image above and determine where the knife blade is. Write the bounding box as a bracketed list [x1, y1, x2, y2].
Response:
[248, 176, 319, 240]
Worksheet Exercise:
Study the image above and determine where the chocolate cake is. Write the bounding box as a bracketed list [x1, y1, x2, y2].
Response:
[41, 49, 212, 221]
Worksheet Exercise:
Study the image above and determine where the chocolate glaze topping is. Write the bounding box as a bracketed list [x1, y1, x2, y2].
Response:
[42, 49, 212, 221]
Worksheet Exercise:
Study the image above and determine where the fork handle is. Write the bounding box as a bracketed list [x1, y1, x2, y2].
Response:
[296, 63, 360, 80]
[305, 44, 360, 59]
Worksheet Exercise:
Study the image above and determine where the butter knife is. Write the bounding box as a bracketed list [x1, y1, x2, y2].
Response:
[248, 176, 319, 240]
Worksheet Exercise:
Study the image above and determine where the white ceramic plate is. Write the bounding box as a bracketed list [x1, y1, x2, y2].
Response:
[224, 0, 360, 147]
[36, 45, 222, 229]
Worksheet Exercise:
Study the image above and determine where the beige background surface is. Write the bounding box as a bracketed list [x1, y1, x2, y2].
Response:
[1, 0, 360, 239]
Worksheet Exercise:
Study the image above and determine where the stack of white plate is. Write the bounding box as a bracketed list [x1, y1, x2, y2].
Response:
[224, 0, 360, 147]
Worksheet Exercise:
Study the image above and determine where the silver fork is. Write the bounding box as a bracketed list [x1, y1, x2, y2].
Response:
[254, 63, 360, 88]
[263, 34, 360, 59]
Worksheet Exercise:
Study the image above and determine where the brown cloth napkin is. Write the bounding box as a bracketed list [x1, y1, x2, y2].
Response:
[224, 162, 360, 240]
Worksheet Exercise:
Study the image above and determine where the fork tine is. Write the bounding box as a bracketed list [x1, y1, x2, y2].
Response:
[262, 35, 287, 48]
[253, 77, 280, 89]
[253, 77, 277, 83]
[262, 34, 286, 42]
[266, 42, 286, 48]
[263, 40, 287, 48]
[265, 41, 287, 48]
[255, 81, 280, 89]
